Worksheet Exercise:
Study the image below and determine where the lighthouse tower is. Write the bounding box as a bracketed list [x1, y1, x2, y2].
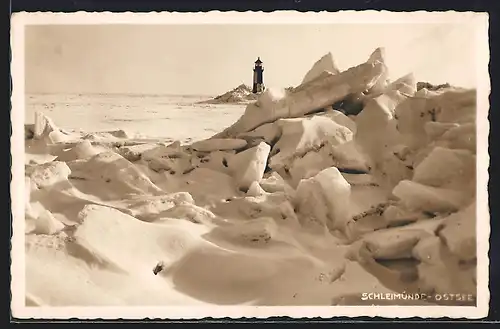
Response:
[252, 57, 265, 94]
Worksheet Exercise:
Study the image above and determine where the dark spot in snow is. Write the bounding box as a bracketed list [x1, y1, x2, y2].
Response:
[269, 136, 281, 147]
[429, 108, 437, 122]
[459, 259, 476, 267]
[222, 158, 228, 167]
[423, 211, 436, 218]
[69, 176, 87, 181]
[105, 178, 111, 183]
[400, 270, 419, 283]
[338, 168, 368, 174]
[153, 262, 164, 275]
[169, 170, 176, 175]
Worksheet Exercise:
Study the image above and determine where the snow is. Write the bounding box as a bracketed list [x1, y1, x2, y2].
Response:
[412, 230, 476, 297]
[30, 209, 66, 235]
[392, 180, 471, 213]
[438, 202, 476, 262]
[26, 161, 72, 189]
[22, 46, 480, 307]
[412, 146, 476, 190]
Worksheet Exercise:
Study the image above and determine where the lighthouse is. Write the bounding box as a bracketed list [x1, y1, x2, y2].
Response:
[252, 57, 265, 94]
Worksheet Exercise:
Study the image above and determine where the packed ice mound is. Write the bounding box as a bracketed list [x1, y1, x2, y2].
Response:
[228, 141, 271, 191]
[212, 50, 387, 139]
[24, 46, 480, 307]
[294, 167, 351, 232]
[199, 84, 259, 104]
[417, 81, 452, 92]
[301, 52, 340, 84]
[31, 111, 73, 143]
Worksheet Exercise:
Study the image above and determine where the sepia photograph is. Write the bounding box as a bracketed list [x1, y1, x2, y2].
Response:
[10, 11, 490, 319]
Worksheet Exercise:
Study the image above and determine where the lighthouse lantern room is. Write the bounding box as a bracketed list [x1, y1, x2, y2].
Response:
[252, 57, 265, 94]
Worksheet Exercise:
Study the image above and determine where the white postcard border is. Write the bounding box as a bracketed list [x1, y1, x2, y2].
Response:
[10, 10, 491, 319]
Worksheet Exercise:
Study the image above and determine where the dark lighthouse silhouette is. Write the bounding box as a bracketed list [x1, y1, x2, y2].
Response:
[252, 57, 265, 94]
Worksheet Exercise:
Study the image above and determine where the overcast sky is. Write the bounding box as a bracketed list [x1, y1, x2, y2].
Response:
[25, 23, 477, 95]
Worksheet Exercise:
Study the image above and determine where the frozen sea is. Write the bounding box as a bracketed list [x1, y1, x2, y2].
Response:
[25, 93, 247, 144]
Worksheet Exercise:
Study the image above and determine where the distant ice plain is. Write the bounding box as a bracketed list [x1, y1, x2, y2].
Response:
[25, 93, 247, 143]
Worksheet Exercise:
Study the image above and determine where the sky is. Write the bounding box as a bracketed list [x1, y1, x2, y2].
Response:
[25, 23, 478, 96]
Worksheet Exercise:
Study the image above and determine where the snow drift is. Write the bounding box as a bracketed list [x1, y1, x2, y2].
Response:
[23, 46, 479, 307]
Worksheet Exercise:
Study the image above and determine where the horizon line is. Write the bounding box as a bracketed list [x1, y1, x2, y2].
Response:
[25, 91, 218, 97]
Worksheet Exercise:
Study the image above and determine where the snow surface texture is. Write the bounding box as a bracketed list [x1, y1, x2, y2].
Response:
[24, 47, 478, 307]
[25, 94, 245, 144]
